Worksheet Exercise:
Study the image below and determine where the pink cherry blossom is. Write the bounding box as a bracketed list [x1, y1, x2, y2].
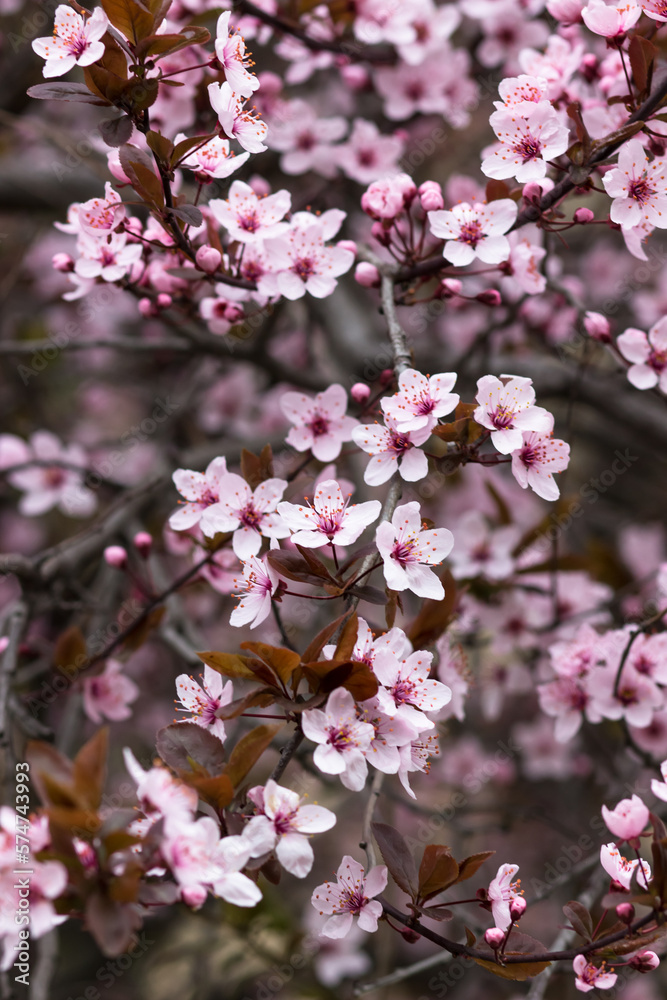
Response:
[174, 133, 250, 180]
[397, 732, 441, 797]
[381, 370, 459, 432]
[495, 74, 550, 112]
[0, 859, 68, 969]
[650, 758, 667, 800]
[209, 181, 291, 243]
[8, 430, 97, 518]
[301, 687, 375, 791]
[202, 473, 289, 559]
[537, 674, 605, 741]
[32, 5, 108, 78]
[428, 200, 518, 266]
[215, 11, 259, 99]
[175, 665, 234, 742]
[482, 103, 570, 183]
[169, 456, 229, 534]
[582, 0, 641, 36]
[82, 659, 139, 724]
[267, 100, 347, 177]
[375, 501, 454, 600]
[210, 834, 263, 907]
[449, 511, 520, 580]
[601, 795, 650, 842]
[487, 863, 523, 931]
[261, 211, 355, 299]
[161, 816, 227, 905]
[281, 384, 358, 462]
[74, 232, 143, 283]
[243, 779, 336, 877]
[334, 119, 404, 185]
[208, 81, 268, 153]
[123, 749, 198, 834]
[600, 843, 651, 890]
[75, 183, 126, 238]
[474, 375, 552, 454]
[230, 556, 279, 629]
[352, 416, 431, 486]
[511, 426, 571, 500]
[617, 318, 667, 392]
[356, 695, 418, 774]
[572, 956, 618, 993]
[277, 479, 380, 548]
[372, 648, 452, 728]
[311, 855, 388, 938]
[602, 140, 667, 230]
[642, 0, 667, 20]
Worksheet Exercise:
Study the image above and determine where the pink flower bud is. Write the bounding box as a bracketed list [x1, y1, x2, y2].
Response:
[395, 172, 417, 206]
[509, 897, 527, 921]
[337, 239, 357, 256]
[138, 298, 157, 318]
[355, 262, 381, 287]
[340, 63, 370, 89]
[401, 927, 421, 943]
[195, 245, 222, 273]
[133, 531, 152, 558]
[379, 368, 394, 387]
[583, 311, 611, 343]
[522, 182, 543, 204]
[574, 207, 595, 224]
[362, 179, 405, 220]
[580, 53, 599, 82]
[476, 289, 502, 307]
[248, 174, 271, 197]
[351, 382, 371, 403]
[0, 637, 9, 656]
[181, 885, 208, 909]
[629, 950, 660, 973]
[601, 795, 649, 843]
[104, 545, 127, 569]
[419, 181, 445, 212]
[52, 252, 74, 272]
[440, 278, 462, 297]
[223, 303, 244, 323]
[371, 221, 392, 246]
[616, 902, 635, 924]
[157, 293, 172, 309]
[546, 0, 583, 25]
[484, 927, 506, 949]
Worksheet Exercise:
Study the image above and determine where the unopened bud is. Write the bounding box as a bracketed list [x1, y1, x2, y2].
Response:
[616, 902, 635, 924]
[133, 531, 152, 558]
[157, 293, 172, 309]
[181, 884, 207, 909]
[379, 368, 394, 387]
[476, 289, 502, 307]
[440, 278, 462, 298]
[401, 927, 421, 943]
[355, 262, 381, 287]
[104, 545, 127, 569]
[629, 950, 660, 973]
[52, 253, 74, 272]
[509, 897, 527, 921]
[522, 182, 543, 204]
[371, 221, 392, 246]
[350, 382, 371, 403]
[340, 63, 370, 89]
[223, 303, 244, 323]
[337, 239, 357, 256]
[583, 310, 611, 342]
[138, 297, 157, 318]
[574, 207, 595, 224]
[195, 245, 222, 273]
[484, 927, 506, 949]
[419, 180, 444, 212]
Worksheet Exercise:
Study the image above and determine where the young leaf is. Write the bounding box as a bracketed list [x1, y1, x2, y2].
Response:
[333, 610, 359, 662]
[240, 642, 301, 684]
[225, 723, 283, 787]
[73, 727, 109, 811]
[170, 204, 203, 227]
[101, 0, 155, 44]
[472, 932, 551, 981]
[215, 688, 276, 720]
[302, 611, 354, 666]
[196, 650, 257, 680]
[563, 901, 593, 941]
[418, 845, 460, 901]
[99, 115, 133, 147]
[27, 82, 112, 105]
[156, 722, 226, 775]
[455, 851, 495, 884]
[371, 822, 418, 899]
[240, 445, 274, 489]
[407, 569, 457, 649]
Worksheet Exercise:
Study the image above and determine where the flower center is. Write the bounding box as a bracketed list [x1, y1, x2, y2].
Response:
[238, 211, 260, 232]
[491, 404, 516, 429]
[308, 414, 329, 437]
[648, 347, 667, 372]
[629, 176, 655, 207]
[240, 503, 263, 528]
[459, 220, 484, 247]
[513, 135, 542, 163]
[293, 256, 316, 280]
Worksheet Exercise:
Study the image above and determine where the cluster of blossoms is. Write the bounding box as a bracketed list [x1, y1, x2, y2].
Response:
[539, 621, 667, 741]
[9, 0, 667, 994]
